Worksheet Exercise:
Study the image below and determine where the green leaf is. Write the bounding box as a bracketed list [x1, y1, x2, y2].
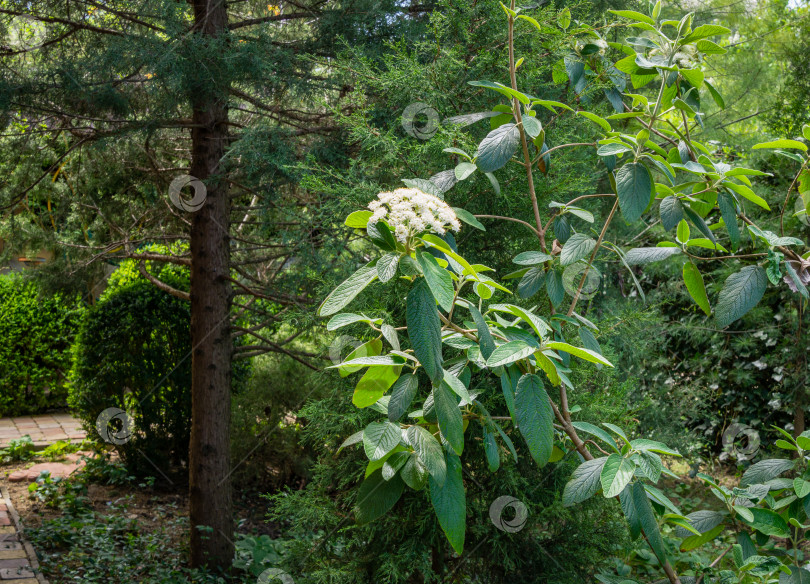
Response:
[571, 421, 620, 452]
[659, 196, 684, 231]
[682, 24, 731, 43]
[487, 340, 535, 368]
[326, 313, 378, 331]
[468, 303, 495, 360]
[597, 143, 633, 156]
[632, 481, 668, 563]
[434, 382, 464, 456]
[337, 430, 364, 455]
[454, 162, 477, 181]
[609, 9, 655, 25]
[717, 191, 740, 251]
[319, 261, 378, 316]
[513, 251, 553, 265]
[696, 39, 727, 54]
[680, 524, 724, 552]
[725, 181, 770, 210]
[715, 266, 768, 327]
[600, 454, 635, 498]
[468, 80, 529, 105]
[416, 250, 454, 312]
[545, 342, 614, 367]
[795, 478, 810, 498]
[704, 80, 725, 109]
[406, 425, 446, 487]
[518, 267, 546, 298]
[377, 253, 399, 283]
[674, 510, 725, 537]
[676, 218, 690, 243]
[557, 7, 571, 29]
[522, 115, 543, 139]
[740, 508, 790, 538]
[623, 246, 681, 265]
[400, 454, 429, 490]
[577, 111, 611, 132]
[786, 568, 810, 584]
[563, 457, 608, 506]
[514, 374, 554, 466]
[452, 207, 485, 231]
[560, 233, 597, 266]
[483, 428, 500, 472]
[407, 280, 443, 383]
[382, 451, 410, 480]
[388, 374, 419, 422]
[630, 439, 680, 456]
[740, 458, 794, 486]
[355, 470, 405, 524]
[345, 210, 373, 228]
[752, 139, 807, 152]
[683, 262, 711, 316]
[546, 269, 565, 306]
[429, 450, 466, 554]
[616, 163, 654, 223]
[476, 123, 521, 173]
[363, 421, 402, 461]
[352, 365, 403, 408]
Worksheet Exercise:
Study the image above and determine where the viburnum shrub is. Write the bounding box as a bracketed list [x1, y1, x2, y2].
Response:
[318, 2, 810, 583]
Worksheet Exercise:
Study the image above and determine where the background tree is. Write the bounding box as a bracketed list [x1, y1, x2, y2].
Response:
[0, 0, 432, 568]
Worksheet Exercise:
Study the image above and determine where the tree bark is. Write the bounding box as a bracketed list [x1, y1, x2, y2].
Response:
[188, 0, 233, 569]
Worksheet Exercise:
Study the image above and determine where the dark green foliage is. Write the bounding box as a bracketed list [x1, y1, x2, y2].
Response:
[68, 260, 191, 480]
[267, 380, 630, 584]
[0, 273, 83, 416]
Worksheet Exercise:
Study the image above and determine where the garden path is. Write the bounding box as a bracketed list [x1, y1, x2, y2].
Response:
[0, 415, 85, 449]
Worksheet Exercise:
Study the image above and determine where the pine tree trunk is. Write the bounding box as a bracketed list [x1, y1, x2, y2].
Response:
[188, 0, 233, 569]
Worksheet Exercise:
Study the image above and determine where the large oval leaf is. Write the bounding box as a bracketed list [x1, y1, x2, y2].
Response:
[416, 250, 454, 312]
[476, 123, 521, 173]
[429, 450, 466, 554]
[600, 454, 635, 498]
[407, 280, 443, 383]
[616, 163, 653, 223]
[560, 233, 596, 266]
[363, 421, 402, 461]
[434, 382, 464, 456]
[354, 469, 405, 524]
[715, 266, 768, 327]
[319, 261, 378, 316]
[563, 457, 608, 506]
[406, 425, 446, 486]
[514, 374, 553, 466]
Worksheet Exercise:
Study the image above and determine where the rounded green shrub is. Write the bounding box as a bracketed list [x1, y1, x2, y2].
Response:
[68, 257, 192, 479]
[0, 274, 83, 417]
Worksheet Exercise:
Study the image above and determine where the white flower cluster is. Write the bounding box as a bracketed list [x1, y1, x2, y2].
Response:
[368, 188, 461, 243]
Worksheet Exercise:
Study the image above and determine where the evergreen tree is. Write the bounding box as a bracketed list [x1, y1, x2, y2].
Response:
[0, 0, 432, 569]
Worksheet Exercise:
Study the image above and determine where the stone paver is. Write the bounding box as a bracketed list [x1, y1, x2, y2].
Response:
[0, 487, 45, 583]
[0, 414, 85, 449]
[6, 458, 87, 484]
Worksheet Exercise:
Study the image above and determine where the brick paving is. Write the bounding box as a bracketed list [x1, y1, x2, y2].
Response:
[0, 414, 85, 449]
[0, 487, 44, 583]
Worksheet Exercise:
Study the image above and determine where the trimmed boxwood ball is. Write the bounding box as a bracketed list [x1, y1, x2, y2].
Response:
[0, 274, 83, 417]
[68, 278, 192, 480]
